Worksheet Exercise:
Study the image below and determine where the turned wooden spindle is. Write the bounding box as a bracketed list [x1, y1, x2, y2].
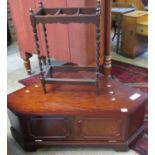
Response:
[29, 8, 46, 93]
[103, 0, 112, 76]
[39, 1, 51, 66]
[96, 0, 101, 95]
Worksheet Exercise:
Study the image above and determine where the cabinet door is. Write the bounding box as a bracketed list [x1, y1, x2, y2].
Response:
[29, 116, 73, 141]
[9, 0, 36, 58]
[76, 116, 126, 141]
[35, 0, 71, 62]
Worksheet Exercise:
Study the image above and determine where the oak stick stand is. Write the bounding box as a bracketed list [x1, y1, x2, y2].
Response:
[29, 1, 101, 95]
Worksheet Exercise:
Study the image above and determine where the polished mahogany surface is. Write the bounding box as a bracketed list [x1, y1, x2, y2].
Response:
[8, 73, 147, 116]
[7, 73, 147, 152]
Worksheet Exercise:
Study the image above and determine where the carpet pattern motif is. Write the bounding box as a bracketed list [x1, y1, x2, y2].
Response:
[19, 60, 148, 155]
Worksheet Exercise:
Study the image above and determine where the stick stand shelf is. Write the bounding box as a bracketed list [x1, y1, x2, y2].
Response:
[29, 0, 101, 95]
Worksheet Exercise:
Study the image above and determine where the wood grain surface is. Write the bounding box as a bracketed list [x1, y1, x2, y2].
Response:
[8, 73, 147, 116]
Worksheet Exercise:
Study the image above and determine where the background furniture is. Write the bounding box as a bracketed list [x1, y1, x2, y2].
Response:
[8, 0, 112, 75]
[136, 16, 148, 37]
[7, 74, 147, 152]
[120, 10, 148, 58]
[111, 3, 135, 53]
[114, 0, 145, 10]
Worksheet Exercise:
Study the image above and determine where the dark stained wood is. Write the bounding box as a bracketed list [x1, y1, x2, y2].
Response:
[35, 15, 98, 24]
[29, 1, 101, 95]
[50, 66, 97, 72]
[43, 7, 96, 15]
[43, 78, 96, 85]
[7, 74, 147, 152]
[41, 10, 51, 66]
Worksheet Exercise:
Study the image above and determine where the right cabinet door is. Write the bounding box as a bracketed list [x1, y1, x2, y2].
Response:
[76, 116, 126, 141]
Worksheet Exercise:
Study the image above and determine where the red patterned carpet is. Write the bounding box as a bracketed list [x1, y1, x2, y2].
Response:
[19, 60, 148, 155]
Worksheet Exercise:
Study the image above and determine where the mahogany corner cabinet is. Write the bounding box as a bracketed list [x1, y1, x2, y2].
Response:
[7, 74, 147, 152]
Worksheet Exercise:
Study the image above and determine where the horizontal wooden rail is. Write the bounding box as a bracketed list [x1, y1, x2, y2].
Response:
[35, 15, 99, 24]
[52, 66, 97, 72]
[36, 7, 96, 16]
[43, 78, 97, 85]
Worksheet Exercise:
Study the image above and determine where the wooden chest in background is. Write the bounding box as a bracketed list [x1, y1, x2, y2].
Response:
[120, 11, 148, 58]
[115, 0, 144, 10]
[136, 15, 148, 37]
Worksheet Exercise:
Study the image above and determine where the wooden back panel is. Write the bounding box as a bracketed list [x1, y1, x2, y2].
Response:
[8, 0, 36, 59]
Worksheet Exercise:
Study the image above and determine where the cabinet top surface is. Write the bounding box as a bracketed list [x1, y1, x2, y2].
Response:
[7, 73, 147, 116]
[124, 10, 148, 17]
[112, 7, 135, 15]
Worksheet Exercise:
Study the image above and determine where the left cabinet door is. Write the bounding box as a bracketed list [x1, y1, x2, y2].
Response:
[8, 0, 37, 59]
[28, 116, 74, 141]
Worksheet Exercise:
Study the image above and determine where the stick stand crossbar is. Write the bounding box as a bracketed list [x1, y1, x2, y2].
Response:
[29, 0, 101, 95]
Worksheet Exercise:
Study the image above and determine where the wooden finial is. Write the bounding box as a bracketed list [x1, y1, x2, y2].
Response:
[39, 0, 43, 9]
[97, 0, 101, 4]
[29, 8, 34, 15]
[96, 0, 101, 15]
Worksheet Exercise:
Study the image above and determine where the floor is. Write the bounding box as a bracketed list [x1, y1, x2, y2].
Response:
[7, 41, 148, 155]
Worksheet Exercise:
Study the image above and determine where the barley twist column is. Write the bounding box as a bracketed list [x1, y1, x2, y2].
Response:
[96, 0, 101, 95]
[29, 8, 46, 93]
[39, 1, 51, 66]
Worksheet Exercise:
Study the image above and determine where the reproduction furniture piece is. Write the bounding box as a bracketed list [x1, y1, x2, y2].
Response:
[120, 10, 148, 58]
[114, 0, 145, 10]
[7, 73, 147, 152]
[29, 1, 101, 95]
[136, 15, 148, 37]
[8, 0, 112, 75]
[111, 6, 135, 53]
